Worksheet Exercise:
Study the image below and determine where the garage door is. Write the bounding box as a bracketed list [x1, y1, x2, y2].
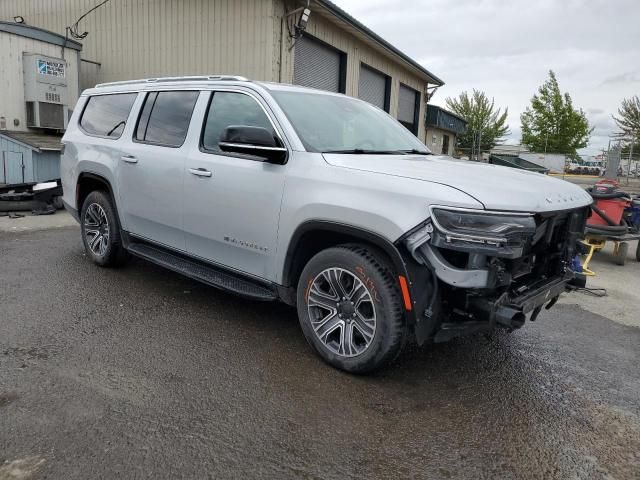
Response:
[358, 64, 388, 111]
[294, 35, 343, 93]
[398, 84, 419, 134]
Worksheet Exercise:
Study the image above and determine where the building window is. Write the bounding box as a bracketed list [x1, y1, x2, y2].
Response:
[80, 93, 137, 139]
[358, 63, 391, 112]
[397, 84, 420, 135]
[135, 91, 199, 147]
[293, 34, 347, 94]
[432, 134, 437, 145]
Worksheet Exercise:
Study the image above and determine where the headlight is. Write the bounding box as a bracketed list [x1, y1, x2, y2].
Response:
[429, 208, 536, 258]
[432, 208, 536, 243]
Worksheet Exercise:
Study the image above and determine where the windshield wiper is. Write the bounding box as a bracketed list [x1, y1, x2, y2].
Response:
[322, 149, 397, 154]
[323, 149, 409, 155]
[399, 149, 432, 155]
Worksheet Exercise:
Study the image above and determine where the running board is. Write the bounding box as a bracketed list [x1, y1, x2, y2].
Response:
[126, 242, 277, 301]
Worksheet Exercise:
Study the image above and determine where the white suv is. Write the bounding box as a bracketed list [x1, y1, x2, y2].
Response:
[61, 76, 592, 373]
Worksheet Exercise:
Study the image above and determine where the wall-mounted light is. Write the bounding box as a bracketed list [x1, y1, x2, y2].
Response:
[298, 8, 311, 30]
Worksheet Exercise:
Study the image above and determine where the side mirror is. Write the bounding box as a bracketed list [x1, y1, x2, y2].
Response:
[219, 125, 287, 164]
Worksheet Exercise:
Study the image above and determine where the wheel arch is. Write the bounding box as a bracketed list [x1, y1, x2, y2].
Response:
[282, 220, 417, 321]
[76, 172, 113, 209]
[76, 172, 124, 231]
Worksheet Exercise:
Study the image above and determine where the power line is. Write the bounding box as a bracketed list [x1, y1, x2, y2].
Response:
[66, 0, 112, 40]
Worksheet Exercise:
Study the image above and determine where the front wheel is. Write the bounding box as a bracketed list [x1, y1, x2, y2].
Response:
[296, 245, 405, 374]
[80, 190, 128, 267]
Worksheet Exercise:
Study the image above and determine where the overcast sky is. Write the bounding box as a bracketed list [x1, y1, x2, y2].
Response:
[333, 0, 640, 156]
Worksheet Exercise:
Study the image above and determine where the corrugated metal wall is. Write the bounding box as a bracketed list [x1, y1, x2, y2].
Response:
[0, 0, 278, 90]
[0, 31, 80, 132]
[0, 137, 60, 185]
[274, 4, 429, 140]
[1, 0, 431, 138]
[33, 150, 61, 181]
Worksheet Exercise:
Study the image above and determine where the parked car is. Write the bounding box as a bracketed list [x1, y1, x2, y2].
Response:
[61, 76, 593, 373]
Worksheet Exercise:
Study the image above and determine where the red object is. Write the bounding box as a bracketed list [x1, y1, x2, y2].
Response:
[587, 197, 630, 226]
[594, 179, 619, 188]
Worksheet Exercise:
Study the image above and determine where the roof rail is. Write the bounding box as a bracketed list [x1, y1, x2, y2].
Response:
[95, 75, 249, 88]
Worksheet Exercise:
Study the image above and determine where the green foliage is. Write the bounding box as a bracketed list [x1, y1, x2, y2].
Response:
[613, 95, 640, 142]
[520, 70, 593, 156]
[444, 90, 509, 151]
[520, 71, 592, 155]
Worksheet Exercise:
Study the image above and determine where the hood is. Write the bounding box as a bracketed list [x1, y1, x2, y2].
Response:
[322, 154, 593, 212]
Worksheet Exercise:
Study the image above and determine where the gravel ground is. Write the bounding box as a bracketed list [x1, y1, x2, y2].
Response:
[1, 226, 639, 479]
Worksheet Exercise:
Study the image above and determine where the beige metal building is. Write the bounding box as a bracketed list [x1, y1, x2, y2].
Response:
[0, 21, 81, 184]
[0, 0, 444, 140]
[0, 21, 81, 133]
[425, 104, 467, 156]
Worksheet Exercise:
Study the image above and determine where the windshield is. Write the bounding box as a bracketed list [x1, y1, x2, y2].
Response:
[271, 90, 430, 154]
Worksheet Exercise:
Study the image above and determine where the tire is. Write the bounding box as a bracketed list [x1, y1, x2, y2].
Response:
[80, 190, 128, 267]
[296, 244, 404, 374]
[615, 242, 628, 266]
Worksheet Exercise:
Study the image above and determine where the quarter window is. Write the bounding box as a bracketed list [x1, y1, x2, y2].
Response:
[80, 93, 137, 138]
[202, 92, 275, 152]
[135, 91, 199, 147]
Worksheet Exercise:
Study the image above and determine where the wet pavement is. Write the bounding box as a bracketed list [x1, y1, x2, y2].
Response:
[1, 227, 639, 479]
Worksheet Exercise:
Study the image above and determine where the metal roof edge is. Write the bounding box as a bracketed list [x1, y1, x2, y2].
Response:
[0, 21, 82, 51]
[314, 0, 444, 86]
[0, 131, 41, 153]
[426, 104, 467, 124]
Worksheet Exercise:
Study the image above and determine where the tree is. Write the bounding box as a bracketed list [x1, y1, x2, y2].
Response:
[520, 70, 592, 156]
[445, 90, 509, 153]
[613, 95, 640, 142]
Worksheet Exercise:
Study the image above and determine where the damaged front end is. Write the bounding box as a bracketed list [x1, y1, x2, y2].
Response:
[400, 206, 590, 344]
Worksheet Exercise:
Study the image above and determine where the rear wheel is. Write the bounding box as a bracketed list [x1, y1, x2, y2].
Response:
[296, 245, 405, 373]
[80, 190, 128, 267]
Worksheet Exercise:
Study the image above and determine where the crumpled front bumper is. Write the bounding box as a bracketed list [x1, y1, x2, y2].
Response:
[431, 272, 585, 343]
[469, 273, 582, 325]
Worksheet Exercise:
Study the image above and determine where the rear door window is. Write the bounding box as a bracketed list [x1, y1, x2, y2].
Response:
[135, 91, 199, 147]
[80, 93, 137, 138]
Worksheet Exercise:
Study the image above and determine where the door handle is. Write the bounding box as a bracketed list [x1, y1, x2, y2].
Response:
[189, 168, 212, 178]
[121, 155, 138, 164]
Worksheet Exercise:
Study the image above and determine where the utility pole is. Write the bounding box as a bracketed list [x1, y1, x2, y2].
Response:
[627, 142, 634, 185]
[605, 140, 621, 180]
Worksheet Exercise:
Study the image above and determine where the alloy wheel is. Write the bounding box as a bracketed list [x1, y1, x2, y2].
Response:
[307, 267, 377, 357]
[84, 203, 110, 257]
